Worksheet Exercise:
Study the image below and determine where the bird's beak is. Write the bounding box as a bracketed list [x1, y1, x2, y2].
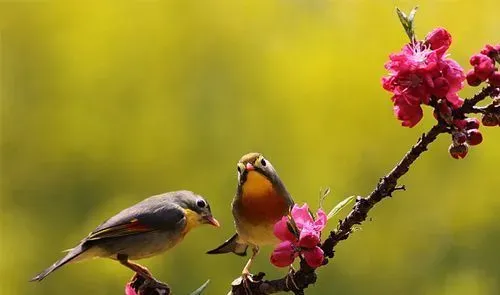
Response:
[245, 163, 254, 171]
[204, 215, 220, 227]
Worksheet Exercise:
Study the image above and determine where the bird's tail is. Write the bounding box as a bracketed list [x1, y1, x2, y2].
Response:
[29, 244, 88, 282]
[206, 233, 248, 256]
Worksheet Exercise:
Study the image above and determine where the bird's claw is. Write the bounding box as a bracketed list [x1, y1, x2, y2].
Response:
[285, 266, 299, 291]
[130, 272, 171, 295]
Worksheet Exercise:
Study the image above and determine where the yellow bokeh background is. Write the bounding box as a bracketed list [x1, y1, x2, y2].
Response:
[1, 1, 499, 294]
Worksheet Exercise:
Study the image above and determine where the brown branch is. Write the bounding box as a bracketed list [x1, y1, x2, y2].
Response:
[230, 85, 499, 295]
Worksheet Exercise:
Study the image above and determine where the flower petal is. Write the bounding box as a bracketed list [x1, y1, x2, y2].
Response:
[274, 216, 296, 242]
[303, 247, 325, 268]
[314, 209, 327, 231]
[291, 204, 314, 230]
[298, 224, 320, 248]
[270, 241, 298, 268]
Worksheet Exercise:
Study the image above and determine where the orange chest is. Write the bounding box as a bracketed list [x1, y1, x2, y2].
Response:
[239, 171, 288, 224]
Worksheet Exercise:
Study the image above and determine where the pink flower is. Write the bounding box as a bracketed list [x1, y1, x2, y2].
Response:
[470, 54, 496, 80]
[382, 27, 465, 127]
[271, 204, 327, 269]
[125, 283, 137, 295]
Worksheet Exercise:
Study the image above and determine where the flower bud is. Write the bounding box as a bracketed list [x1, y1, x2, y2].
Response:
[425, 28, 452, 52]
[270, 241, 298, 268]
[466, 69, 482, 86]
[303, 247, 325, 268]
[452, 131, 467, 144]
[453, 119, 467, 130]
[449, 143, 468, 159]
[466, 129, 483, 145]
[482, 113, 499, 127]
[488, 71, 500, 87]
[465, 117, 480, 130]
[470, 54, 496, 80]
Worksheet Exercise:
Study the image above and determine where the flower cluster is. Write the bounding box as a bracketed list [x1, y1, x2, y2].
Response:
[466, 44, 500, 128]
[270, 204, 326, 269]
[448, 117, 482, 159]
[382, 28, 465, 127]
[466, 44, 500, 87]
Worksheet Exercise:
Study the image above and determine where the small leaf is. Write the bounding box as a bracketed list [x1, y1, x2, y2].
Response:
[327, 196, 355, 220]
[190, 280, 210, 295]
[396, 8, 408, 27]
[318, 187, 331, 209]
[408, 6, 418, 23]
[395, 6, 419, 42]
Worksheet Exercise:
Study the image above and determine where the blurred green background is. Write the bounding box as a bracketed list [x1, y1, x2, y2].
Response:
[1, 1, 499, 294]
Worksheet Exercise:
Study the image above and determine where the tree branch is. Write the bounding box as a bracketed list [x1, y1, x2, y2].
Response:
[230, 85, 499, 295]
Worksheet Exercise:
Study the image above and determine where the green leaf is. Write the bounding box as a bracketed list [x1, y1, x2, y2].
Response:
[395, 6, 419, 42]
[408, 6, 418, 24]
[327, 196, 355, 220]
[318, 187, 331, 209]
[190, 280, 210, 295]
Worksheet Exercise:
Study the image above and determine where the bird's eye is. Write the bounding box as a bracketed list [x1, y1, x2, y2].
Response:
[260, 158, 267, 166]
[196, 199, 206, 208]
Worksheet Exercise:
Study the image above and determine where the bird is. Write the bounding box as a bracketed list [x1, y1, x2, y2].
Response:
[207, 152, 294, 279]
[30, 190, 220, 284]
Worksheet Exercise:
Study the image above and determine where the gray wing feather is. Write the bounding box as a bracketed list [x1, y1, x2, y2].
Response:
[87, 194, 186, 241]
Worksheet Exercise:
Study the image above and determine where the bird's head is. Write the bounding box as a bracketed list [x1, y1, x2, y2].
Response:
[175, 191, 220, 228]
[236, 152, 280, 185]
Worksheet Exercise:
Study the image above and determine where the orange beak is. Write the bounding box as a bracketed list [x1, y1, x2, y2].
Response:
[204, 215, 220, 227]
[245, 163, 254, 171]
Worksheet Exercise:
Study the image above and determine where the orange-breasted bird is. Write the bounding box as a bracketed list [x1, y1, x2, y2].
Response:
[207, 153, 294, 277]
[30, 190, 219, 285]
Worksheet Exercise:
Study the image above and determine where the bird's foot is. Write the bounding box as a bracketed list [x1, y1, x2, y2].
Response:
[285, 266, 299, 291]
[230, 272, 266, 295]
[130, 273, 171, 295]
[241, 271, 254, 295]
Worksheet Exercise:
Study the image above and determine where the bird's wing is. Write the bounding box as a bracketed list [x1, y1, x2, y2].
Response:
[86, 196, 186, 241]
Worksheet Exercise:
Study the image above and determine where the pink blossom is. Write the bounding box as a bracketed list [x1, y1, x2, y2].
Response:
[382, 27, 465, 127]
[271, 204, 327, 269]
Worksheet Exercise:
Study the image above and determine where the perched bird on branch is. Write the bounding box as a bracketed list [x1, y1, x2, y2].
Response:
[207, 153, 294, 281]
[30, 190, 219, 286]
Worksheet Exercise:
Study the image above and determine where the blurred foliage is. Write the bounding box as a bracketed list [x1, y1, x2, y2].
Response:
[1, 1, 499, 295]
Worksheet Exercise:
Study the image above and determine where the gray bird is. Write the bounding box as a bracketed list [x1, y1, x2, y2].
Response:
[30, 190, 219, 283]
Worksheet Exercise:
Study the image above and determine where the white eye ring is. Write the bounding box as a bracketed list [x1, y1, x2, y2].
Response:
[259, 158, 267, 167]
[196, 199, 206, 208]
